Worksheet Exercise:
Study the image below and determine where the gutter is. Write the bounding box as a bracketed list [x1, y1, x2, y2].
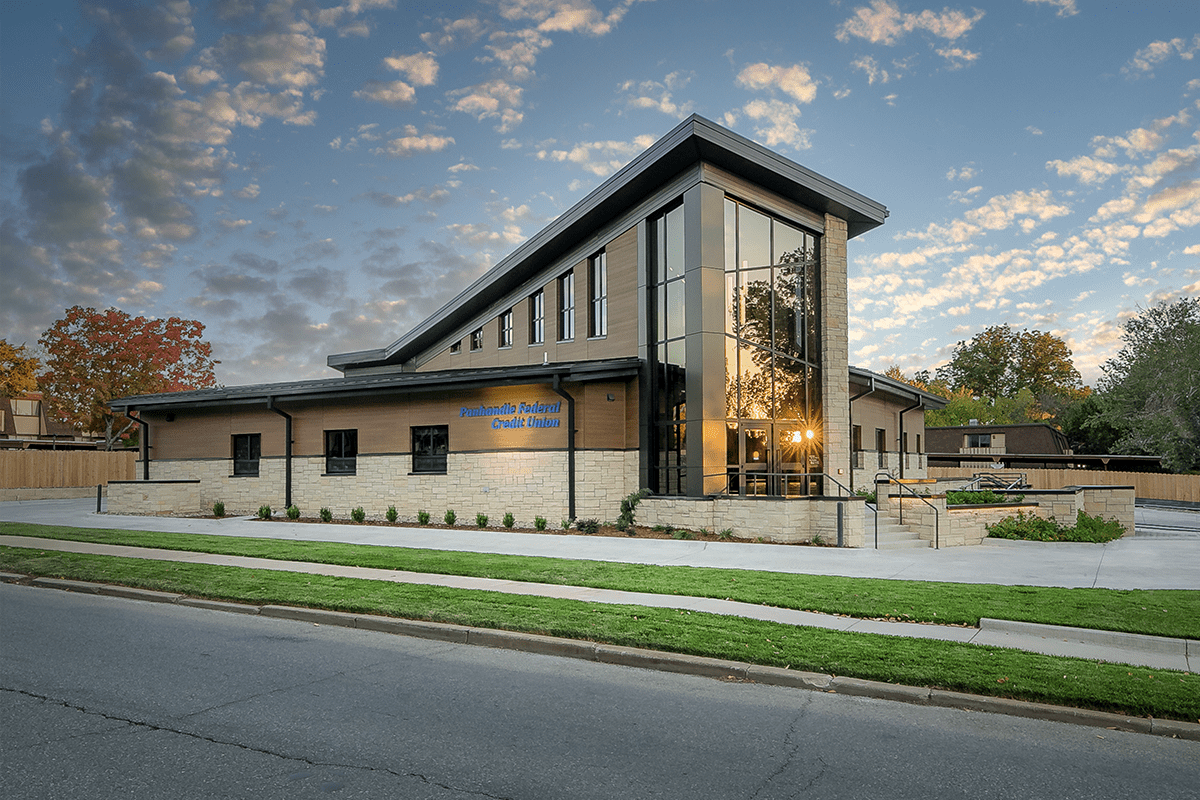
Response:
[847, 377, 876, 492]
[897, 397, 925, 480]
[267, 397, 292, 510]
[130, 411, 150, 480]
[551, 374, 576, 521]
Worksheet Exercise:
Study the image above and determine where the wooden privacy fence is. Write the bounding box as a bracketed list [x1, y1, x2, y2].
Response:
[0, 450, 137, 489]
[928, 467, 1200, 504]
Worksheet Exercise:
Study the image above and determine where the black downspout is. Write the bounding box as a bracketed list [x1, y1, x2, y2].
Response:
[897, 398, 924, 480]
[267, 397, 292, 510]
[551, 375, 576, 521]
[847, 377, 876, 493]
[131, 411, 150, 480]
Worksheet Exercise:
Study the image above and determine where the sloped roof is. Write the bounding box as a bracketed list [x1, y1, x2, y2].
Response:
[328, 114, 888, 373]
[108, 357, 642, 412]
[849, 366, 949, 409]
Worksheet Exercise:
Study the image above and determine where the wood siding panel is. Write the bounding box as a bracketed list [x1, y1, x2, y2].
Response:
[0, 450, 136, 488]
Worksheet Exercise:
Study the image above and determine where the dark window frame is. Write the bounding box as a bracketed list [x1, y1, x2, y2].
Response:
[498, 308, 513, 348]
[557, 270, 575, 342]
[232, 433, 261, 477]
[412, 425, 449, 474]
[588, 251, 607, 338]
[470, 328, 484, 351]
[530, 290, 545, 345]
[325, 429, 358, 475]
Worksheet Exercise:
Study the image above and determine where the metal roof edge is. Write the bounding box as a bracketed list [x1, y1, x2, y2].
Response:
[849, 366, 949, 408]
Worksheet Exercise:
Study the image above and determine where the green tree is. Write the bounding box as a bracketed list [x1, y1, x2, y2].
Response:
[0, 340, 40, 398]
[1096, 298, 1200, 473]
[936, 325, 1082, 401]
[38, 306, 217, 450]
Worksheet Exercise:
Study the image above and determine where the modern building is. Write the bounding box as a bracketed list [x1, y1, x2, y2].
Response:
[926, 422, 1164, 472]
[109, 115, 943, 543]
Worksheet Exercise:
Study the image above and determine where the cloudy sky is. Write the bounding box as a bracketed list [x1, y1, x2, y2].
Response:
[2, 0, 1197, 388]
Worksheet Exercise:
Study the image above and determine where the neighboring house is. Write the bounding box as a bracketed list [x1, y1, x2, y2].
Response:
[0, 393, 100, 450]
[109, 115, 942, 541]
[849, 369, 947, 488]
[927, 422, 1164, 472]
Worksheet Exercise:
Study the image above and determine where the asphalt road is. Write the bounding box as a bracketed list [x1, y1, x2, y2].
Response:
[2, 584, 1197, 800]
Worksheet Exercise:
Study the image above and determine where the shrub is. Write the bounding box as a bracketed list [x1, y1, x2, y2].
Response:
[718, 528, 734, 541]
[417, 509, 430, 525]
[985, 509, 1125, 543]
[386, 505, 398, 523]
[257, 504, 272, 520]
[575, 518, 600, 534]
[811, 532, 825, 546]
[503, 512, 515, 529]
[212, 501, 225, 518]
[476, 512, 489, 528]
[286, 504, 300, 520]
[534, 516, 547, 531]
[854, 488, 877, 505]
[671, 529, 693, 540]
[561, 518, 571, 530]
[444, 509, 457, 526]
[319, 507, 332, 523]
[350, 506, 366, 523]
[947, 489, 1012, 505]
[616, 488, 649, 532]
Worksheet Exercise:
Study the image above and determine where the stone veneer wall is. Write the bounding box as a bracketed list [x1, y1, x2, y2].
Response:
[821, 214, 851, 485]
[132, 450, 638, 524]
[108, 480, 200, 515]
[639, 495, 865, 546]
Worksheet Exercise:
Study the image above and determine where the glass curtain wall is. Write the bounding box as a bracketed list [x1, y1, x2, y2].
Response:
[723, 197, 822, 496]
[649, 203, 686, 494]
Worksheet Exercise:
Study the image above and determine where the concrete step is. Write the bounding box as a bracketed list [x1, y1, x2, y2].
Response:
[864, 521, 929, 549]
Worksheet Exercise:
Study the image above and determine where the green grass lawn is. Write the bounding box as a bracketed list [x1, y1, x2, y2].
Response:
[3, 521, 1197, 639]
[2, 545, 1197, 723]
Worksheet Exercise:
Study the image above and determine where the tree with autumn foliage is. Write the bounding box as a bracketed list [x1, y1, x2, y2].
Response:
[0, 340, 41, 398]
[37, 306, 217, 450]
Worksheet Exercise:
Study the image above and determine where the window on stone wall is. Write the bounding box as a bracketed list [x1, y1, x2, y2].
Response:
[233, 433, 260, 477]
[325, 429, 357, 475]
[412, 425, 449, 474]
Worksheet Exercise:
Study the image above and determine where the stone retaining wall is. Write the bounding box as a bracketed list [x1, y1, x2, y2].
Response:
[108, 480, 200, 515]
[639, 495, 865, 546]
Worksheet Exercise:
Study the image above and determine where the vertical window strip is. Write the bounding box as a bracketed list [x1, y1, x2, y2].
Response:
[590, 251, 607, 337]
[558, 271, 575, 341]
[530, 290, 545, 344]
[498, 309, 513, 348]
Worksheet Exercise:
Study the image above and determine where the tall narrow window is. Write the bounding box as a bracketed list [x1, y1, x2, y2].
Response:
[589, 251, 607, 338]
[232, 433, 260, 477]
[530, 290, 545, 345]
[558, 271, 575, 341]
[470, 328, 483, 351]
[412, 425, 449, 474]
[325, 429, 357, 475]
[498, 309, 513, 348]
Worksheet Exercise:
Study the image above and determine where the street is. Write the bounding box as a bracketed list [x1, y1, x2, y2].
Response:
[2, 583, 1197, 800]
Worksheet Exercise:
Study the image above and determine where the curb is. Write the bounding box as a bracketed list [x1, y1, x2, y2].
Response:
[3, 572, 1198, 741]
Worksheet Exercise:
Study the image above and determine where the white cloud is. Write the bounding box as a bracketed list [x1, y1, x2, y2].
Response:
[1046, 154, 1124, 184]
[1124, 35, 1200, 77]
[935, 47, 979, 68]
[964, 190, 1073, 232]
[535, 135, 655, 177]
[383, 51, 439, 86]
[1024, 0, 1078, 17]
[618, 72, 695, 117]
[739, 99, 813, 150]
[736, 63, 819, 104]
[354, 80, 417, 106]
[374, 126, 455, 158]
[851, 56, 893, 85]
[836, 1, 985, 46]
[448, 80, 525, 132]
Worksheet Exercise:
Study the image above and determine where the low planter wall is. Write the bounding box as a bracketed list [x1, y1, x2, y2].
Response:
[108, 480, 201, 516]
[640, 495, 865, 546]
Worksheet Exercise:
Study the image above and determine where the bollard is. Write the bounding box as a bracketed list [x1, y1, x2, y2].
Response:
[96, 484, 103, 513]
[836, 502, 844, 547]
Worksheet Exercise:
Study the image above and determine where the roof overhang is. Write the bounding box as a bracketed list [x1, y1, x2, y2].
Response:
[849, 366, 948, 409]
[329, 115, 888, 373]
[109, 357, 642, 414]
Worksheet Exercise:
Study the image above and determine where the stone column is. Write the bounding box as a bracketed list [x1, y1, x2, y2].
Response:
[821, 214, 851, 492]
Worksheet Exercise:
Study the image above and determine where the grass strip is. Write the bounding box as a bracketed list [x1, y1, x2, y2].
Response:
[2, 545, 1197, 723]
[4, 521, 1197, 639]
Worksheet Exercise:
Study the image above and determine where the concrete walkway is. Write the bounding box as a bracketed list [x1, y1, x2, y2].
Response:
[2, 498, 1198, 590]
[1, 499, 1196, 672]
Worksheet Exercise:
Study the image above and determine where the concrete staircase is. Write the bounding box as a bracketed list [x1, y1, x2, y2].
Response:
[863, 508, 929, 549]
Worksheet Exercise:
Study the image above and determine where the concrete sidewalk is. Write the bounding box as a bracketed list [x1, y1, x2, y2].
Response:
[2, 498, 1198, 590]
[2, 515, 1197, 672]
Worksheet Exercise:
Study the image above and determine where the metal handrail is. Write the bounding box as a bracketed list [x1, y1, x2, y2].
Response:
[878, 475, 941, 550]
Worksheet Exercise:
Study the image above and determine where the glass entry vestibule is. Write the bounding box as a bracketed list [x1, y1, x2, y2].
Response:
[723, 196, 823, 496]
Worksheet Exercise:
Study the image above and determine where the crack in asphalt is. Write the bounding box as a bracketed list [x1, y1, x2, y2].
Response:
[747, 696, 827, 800]
[2, 686, 515, 799]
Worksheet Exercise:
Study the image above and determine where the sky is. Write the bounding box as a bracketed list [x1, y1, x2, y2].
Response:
[2, 0, 1197, 390]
